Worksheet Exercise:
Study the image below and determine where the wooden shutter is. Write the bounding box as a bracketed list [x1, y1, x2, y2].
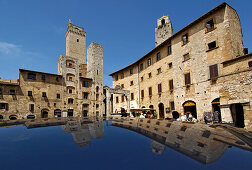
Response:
[149, 87, 152, 96]
[158, 84, 162, 93]
[169, 80, 173, 90]
[141, 90, 144, 98]
[185, 73, 191, 85]
[209, 64, 218, 78]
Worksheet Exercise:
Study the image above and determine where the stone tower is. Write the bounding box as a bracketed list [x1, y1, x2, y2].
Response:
[155, 16, 173, 47]
[87, 42, 103, 117]
[66, 19, 86, 64]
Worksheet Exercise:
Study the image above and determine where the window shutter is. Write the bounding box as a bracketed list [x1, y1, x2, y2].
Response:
[209, 64, 218, 78]
[169, 80, 173, 90]
[185, 73, 191, 85]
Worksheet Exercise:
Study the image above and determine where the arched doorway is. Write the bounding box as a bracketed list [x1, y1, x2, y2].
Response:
[172, 111, 179, 119]
[158, 103, 164, 119]
[212, 98, 221, 122]
[9, 115, 17, 120]
[183, 101, 197, 119]
[41, 109, 49, 118]
[0, 115, 3, 119]
[230, 104, 244, 128]
[68, 109, 74, 117]
[54, 109, 62, 117]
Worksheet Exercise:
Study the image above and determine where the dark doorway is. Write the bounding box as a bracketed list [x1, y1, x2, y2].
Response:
[230, 104, 244, 128]
[0, 115, 3, 119]
[83, 110, 88, 117]
[172, 111, 179, 119]
[68, 109, 74, 117]
[212, 98, 221, 122]
[41, 110, 48, 118]
[183, 101, 197, 119]
[158, 103, 164, 119]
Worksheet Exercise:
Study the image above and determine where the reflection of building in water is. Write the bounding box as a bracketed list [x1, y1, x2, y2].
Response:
[151, 140, 165, 155]
[112, 118, 252, 164]
[88, 120, 104, 139]
[61, 119, 105, 147]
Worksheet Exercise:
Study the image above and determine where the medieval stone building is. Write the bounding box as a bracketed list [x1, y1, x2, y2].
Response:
[0, 20, 104, 119]
[109, 2, 252, 129]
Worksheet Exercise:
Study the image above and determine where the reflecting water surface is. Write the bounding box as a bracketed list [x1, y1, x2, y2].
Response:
[0, 117, 252, 170]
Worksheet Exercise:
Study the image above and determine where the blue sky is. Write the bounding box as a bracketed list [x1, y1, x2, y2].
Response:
[0, 0, 251, 87]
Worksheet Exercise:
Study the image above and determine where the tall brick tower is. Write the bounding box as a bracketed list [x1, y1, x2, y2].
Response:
[66, 19, 86, 64]
[155, 16, 173, 47]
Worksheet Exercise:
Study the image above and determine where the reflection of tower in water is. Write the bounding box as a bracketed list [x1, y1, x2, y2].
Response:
[89, 120, 104, 139]
[151, 140, 166, 155]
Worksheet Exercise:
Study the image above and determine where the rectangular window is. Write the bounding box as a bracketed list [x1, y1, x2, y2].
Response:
[208, 41, 217, 50]
[57, 93, 60, 99]
[141, 76, 143, 82]
[158, 83, 162, 93]
[157, 68, 161, 74]
[168, 62, 172, 69]
[96, 104, 99, 108]
[42, 92, 46, 97]
[249, 61, 252, 68]
[149, 87, 152, 96]
[130, 69, 133, 75]
[206, 19, 214, 32]
[156, 52, 161, 61]
[27, 73, 36, 80]
[41, 75, 46, 80]
[148, 72, 152, 78]
[68, 98, 74, 104]
[131, 93, 134, 100]
[116, 96, 119, 103]
[147, 58, 151, 66]
[140, 63, 143, 71]
[169, 80, 174, 90]
[69, 89, 72, 94]
[121, 95, 125, 102]
[121, 84, 124, 88]
[184, 53, 190, 61]
[28, 91, 32, 96]
[83, 92, 88, 99]
[170, 101, 175, 110]
[96, 94, 99, 101]
[182, 33, 188, 45]
[115, 75, 118, 81]
[184, 73, 191, 85]
[168, 45, 172, 55]
[29, 104, 34, 112]
[121, 73, 124, 79]
[10, 89, 15, 95]
[130, 81, 134, 86]
[83, 81, 88, 87]
[141, 90, 144, 98]
[209, 64, 219, 79]
[0, 88, 2, 95]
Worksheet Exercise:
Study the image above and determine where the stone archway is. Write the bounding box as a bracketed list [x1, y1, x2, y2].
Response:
[183, 100, 197, 119]
[41, 109, 49, 118]
[9, 115, 17, 120]
[230, 103, 245, 128]
[158, 103, 164, 119]
[212, 98, 221, 122]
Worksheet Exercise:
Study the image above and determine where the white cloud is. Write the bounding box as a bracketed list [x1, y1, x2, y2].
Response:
[0, 42, 20, 54]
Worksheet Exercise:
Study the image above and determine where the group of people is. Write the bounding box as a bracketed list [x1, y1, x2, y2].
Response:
[172, 112, 196, 122]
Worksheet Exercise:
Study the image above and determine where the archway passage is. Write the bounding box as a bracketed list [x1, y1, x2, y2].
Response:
[230, 104, 244, 128]
[0, 115, 3, 119]
[41, 110, 49, 118]
[54, 109, 62, 117]
[172, 111, 179, 119]
[183, 101, 197, 119]
[212, 98, 221, 122]
[158, 103, 164, 119]
[9, 115, 17, 120]
[68, 109, 74, 117]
